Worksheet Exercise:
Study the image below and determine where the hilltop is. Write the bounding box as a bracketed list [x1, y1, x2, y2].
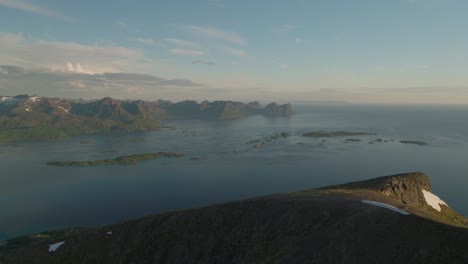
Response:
[1, 172, 467, 263]
[0, 95, 293, 142]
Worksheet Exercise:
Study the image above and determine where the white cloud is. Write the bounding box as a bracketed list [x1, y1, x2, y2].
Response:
[66, 62, 74, 72]
[66, 62, 86, 73]
[0, 32, 150, 74]
[0, 0, 72, 21]
[223, 47, 248, 57]
[186, 25, 246, 45]
[169, 48, 205, 56]
[164, 38, 196, 47]
[279, 64, 289, 69]
[136, 38, 155, 45]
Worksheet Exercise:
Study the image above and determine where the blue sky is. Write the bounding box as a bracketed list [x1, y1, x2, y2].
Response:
[1, 0, 468, 103]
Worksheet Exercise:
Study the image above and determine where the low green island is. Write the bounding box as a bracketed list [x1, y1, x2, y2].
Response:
[303, 131, 375, 138]
[46, 152, 185, 166]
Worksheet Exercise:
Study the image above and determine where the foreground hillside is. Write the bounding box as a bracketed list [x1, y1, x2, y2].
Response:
[1, 172, 467, 263]
[0, 95, 293, 142]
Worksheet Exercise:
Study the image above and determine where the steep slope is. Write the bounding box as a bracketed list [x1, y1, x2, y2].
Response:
[164, 100, 292, 120]
[0, 95, 164, 142]
[262, 102, 294, 116]
[0, 172, 467, 263]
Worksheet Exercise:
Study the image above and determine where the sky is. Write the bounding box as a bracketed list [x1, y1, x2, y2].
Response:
[1, 0, 468, 104]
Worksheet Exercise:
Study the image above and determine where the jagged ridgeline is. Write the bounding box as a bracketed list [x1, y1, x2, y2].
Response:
[0, 95, 293, 142]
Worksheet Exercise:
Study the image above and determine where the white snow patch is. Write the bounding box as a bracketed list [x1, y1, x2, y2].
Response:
[422, 190, 447, 212]
[0, 96, 11, 102]
[106, 231, 112, 235]
[48, 241, 65, 252]
[0, 241, 7, 247]
[25, 106, 32, 112]
[57, 106, 70, 113]
[28, 96, 41, 103]
[29, 96, 41, 103]
[362, 200, 410, 215]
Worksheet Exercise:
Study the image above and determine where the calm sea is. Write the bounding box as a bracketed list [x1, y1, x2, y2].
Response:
[1, 104, 468, 240]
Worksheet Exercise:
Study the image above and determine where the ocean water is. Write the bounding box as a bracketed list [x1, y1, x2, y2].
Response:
[1, 104, 468, 241]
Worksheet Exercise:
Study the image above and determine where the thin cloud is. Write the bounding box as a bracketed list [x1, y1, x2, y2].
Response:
[0, 32, 149, 74]
[365, 86, 468, 94]
[224, 47, 248, 57]
[136, 38, 155, 45]
[317, 86, 468, 95]
[117, 21, 140, 33]
[192, 61, 215, 65]
[273, 24, 297, 34]
[0, 0, 72, 21]
[186, 25, 246, 45]
[0, 65, 204, 99]
[169, 48, 204, 56]
[164, 38, 196, 47]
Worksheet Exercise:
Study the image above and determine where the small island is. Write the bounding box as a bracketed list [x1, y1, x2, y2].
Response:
[399, 140, 428, 146]
[47, 152, 185, 166]
[303, 131, 375, 138]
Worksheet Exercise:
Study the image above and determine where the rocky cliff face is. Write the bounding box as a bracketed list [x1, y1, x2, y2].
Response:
[330, 172, 431, 207]
[165, 100, 293, 119]
[1, 172, 467, 264]
[262, 102, 294, 116]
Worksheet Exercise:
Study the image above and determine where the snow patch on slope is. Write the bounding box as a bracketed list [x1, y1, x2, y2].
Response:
[0, 96, 11, 102]
[422, 190, 447, 212]
[57, 106, 70, 114]
[28, 96, 41, 103]
[48, 241, 65, 252]
[362, 200, 410, 215]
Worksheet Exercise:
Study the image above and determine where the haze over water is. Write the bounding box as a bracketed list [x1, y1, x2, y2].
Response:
[1, 103, 468, 241]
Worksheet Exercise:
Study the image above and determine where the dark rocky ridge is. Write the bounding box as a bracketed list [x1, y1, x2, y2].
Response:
[327, 172, 432, 207]
[1, 172, 467, 263]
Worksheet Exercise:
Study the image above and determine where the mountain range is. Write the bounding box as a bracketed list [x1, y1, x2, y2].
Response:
[0, 95, 293, 142]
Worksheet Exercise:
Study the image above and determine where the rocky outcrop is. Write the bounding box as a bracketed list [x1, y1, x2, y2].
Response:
[330, 172, 431, 207]
[262, 102, 294, 116]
